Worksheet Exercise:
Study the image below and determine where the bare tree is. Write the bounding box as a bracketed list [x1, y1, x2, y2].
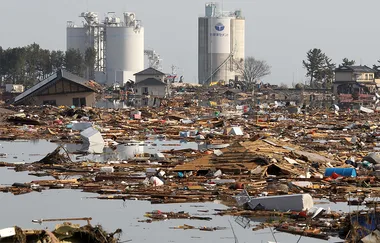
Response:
[237, 57, 271, 89]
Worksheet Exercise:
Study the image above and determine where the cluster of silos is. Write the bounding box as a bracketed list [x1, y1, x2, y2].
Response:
[66, 12, 144, 86]
[198, 3, 245, 85]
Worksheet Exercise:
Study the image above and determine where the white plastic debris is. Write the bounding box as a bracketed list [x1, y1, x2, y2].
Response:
[150, 176, 164, 186]
[0, 227, 16, 239]
[100, 166, 114, 173]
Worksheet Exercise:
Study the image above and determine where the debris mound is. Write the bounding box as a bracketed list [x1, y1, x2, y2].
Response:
[38, 146, 70, 165]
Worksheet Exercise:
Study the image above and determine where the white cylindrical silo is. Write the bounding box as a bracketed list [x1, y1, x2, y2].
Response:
[208, 17, 233, 83]
[198, 3, 245, 85]
[231, 18, 245, 62]
[66, 27, 89, 54]
[105, 26, 144, 85]
[208, 17, 231, 54]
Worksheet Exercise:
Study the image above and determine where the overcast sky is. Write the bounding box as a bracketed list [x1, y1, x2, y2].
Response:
[0, 0, 379, 84]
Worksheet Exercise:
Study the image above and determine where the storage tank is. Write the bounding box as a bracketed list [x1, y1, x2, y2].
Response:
[231, 18, 245, 65]
[105, 12, 144, 86]
[209, 17, 233, 84]
[66, 12, 104, 76]
[198, 3, 245, 85]
[66, 25, 89, 54]
[208, 17, 231, 54]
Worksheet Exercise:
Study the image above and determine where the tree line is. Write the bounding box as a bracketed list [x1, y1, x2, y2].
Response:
[302, 48, 362, 89]
[237, 48, 369, 90]
[0, 43, 96, 88]
[236, 50, 358, 91]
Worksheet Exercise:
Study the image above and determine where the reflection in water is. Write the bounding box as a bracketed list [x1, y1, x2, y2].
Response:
[0, 140, 59, 163]
[0, 186, 339, 243]
[0, 139, 230, 164]
[80, 143, 105, 154]
[65, 140, 201, 162]
[30, 139, 40, 145]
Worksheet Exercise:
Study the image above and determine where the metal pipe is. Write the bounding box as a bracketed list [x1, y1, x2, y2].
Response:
[32, 217, 92, 225]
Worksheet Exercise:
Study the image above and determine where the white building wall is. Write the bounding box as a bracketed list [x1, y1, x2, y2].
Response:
[106, 27, 145, 85]
[231, 19, 245, 62]
[66, 27, 89, 54]
[135, 85, 166, 97]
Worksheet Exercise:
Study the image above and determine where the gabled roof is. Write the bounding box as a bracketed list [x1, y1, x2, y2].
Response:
[134, 67, 166, 76]
[13, 69, 96, 105]
[135, 78, 166, 86]
[335, 65, 375, 73]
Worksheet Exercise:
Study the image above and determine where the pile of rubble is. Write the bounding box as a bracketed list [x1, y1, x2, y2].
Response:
[0, 218, 122, 243]
[2, 104, 380, 241]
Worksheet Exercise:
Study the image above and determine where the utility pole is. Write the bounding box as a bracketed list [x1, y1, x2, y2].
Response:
[252, 81, 256, 124]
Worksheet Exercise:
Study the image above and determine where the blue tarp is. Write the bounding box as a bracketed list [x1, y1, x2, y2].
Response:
[324, 168, 357, 177]
[351, 212, 380, 238]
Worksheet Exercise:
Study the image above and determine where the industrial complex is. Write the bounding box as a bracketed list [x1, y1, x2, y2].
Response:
[66, 12, 161, 86]
[66, 2, 245, 86]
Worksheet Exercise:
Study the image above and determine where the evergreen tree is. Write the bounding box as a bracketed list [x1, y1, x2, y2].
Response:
[342, 58, 355, 66]
[50, 50, 65, 72]
[25, 43, 41, 84]
[303, 48, 335, 88]
[0, 44, 89, 86]
[302, 48, 325, 88]
[84, 47, 96, 80]
[65, 49, 85, 77]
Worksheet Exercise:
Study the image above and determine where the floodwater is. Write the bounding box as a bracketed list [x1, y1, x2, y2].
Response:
[0, 139, 59, 163]
[0, 141, 348, 243]
[0, 139, 227, 163]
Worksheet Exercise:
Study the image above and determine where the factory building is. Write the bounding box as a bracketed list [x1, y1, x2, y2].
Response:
[198, 3, 245, 85]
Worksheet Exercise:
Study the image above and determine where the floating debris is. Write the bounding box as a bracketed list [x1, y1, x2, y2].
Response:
[0, 217, 122, 243]
[170, 224, 227, 231]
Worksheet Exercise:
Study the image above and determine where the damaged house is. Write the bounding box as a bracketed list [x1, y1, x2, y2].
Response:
[333, 65, 380, 104]
[132, 67, 171, 107]
[172, 139, 331, 178]
[12, 69, 98, 107]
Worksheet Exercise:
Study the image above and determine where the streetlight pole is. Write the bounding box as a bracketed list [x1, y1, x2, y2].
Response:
[114, 69, 117, 89]
[250, 79, 256, 124]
